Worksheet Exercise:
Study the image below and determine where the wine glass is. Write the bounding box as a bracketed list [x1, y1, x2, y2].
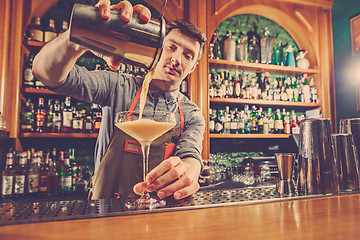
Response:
[115, 110, 176, 209]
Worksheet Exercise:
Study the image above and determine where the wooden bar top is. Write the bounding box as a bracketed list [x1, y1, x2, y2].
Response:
[1, 193, 360, 240]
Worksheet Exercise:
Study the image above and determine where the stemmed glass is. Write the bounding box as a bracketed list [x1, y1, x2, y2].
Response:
[115, 110, 176, 209]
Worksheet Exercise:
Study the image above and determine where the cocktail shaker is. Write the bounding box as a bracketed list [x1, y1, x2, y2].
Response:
[297, 118, 339, 195]
[69, 3, 166, 70]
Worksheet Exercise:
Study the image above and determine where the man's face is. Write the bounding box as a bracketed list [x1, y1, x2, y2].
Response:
[152, 29, 201, 91]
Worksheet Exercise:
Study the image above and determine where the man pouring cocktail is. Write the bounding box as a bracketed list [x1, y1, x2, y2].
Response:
[32, 0, 207, 204]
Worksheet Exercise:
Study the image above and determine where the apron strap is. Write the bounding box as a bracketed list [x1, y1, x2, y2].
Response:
[128, 86, 142, 112]
[178, 97, 184, 134]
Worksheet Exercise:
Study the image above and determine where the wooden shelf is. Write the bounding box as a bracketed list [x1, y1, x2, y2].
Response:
[19, 132, 99, 138]
[210, 133, 291, 139]
[209, 59, 321, 76]
[22, 88, 62, 95]
[210, 97, 321, 109]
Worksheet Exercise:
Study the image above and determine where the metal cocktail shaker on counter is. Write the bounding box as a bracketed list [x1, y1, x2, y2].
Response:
[69, 3, 166, 70]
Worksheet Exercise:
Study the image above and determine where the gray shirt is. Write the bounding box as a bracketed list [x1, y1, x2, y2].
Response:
[49, 65, 205, 171]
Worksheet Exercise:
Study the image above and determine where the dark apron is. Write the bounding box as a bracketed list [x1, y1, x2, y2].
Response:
[90, 87, 184, 199]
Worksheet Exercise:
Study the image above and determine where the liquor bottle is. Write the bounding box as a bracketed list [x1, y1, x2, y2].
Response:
[214, 110, 224, 134]
[257, 107, 264, 134]
[14, 152, 27, 197]
[230, 108, 239, 134]
[60, 156, 72, 194]
[250, 105, 258, 133]
[223, 106, 231, 134]
[238, 110, 246, 134]
[1, 153, 15, 198]
[260, 27, 274, 64]
[248, 35, 260, 63]
[35, 97, 46, 133]
[23, 54, 35, 88]
[274, 109, 284, 134]
[26, 152, 40, 195]
[223, 31, 236, 61]
[233, 75, 241, 98]
[72, 110, 84, 133]
[45, 99, 54, 132]
[62, 97, 73, 133]
[263, 112, 269, 134]
[283, 111, 291, 134]
[52, 99, 62, 133]
[39, 153, 50, 194]
[59, 20, 69, 35]
[290, 110, 300, 134]
[27, 16, 43, 42]
[20, 98, 35, 132]
[57, 151, 65, 173]
[267, 108, 275, 134]
[69, 148, 78, 192]
[209, 109, 216, 134]
[44, 19, 58, 43]
[236, 32, 248, 62]
[209, 32, 221, 59]
[47, 157, 59, 196]
[93, 111, 102, 133]
[84, 115, 93, 133]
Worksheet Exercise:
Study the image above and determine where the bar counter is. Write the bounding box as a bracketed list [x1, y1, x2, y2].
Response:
[1, 188, 360, 240]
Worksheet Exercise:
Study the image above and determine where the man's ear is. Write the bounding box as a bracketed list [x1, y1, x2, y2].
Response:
[189, 61, 199, 74]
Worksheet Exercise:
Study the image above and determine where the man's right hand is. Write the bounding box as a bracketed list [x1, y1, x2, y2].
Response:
[94, 0, 152, 71]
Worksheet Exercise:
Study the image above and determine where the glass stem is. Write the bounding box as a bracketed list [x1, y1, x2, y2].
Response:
[141, 143, 151, 195]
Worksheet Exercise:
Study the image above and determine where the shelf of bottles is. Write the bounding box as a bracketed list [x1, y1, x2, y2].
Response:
[1, 147, 91, 199]
[208, 14, 322, 140]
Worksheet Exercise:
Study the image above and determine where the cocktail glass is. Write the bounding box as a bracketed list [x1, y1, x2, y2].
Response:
[115, 110, 176, 209]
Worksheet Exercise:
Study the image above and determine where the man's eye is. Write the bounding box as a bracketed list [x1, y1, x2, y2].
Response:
[185, 54, 193, 60]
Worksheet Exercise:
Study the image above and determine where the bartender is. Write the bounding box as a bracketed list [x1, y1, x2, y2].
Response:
[32, 0, 207, 200]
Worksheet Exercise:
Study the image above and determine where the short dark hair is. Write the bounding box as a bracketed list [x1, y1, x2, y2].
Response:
[166, 19, 207, 62]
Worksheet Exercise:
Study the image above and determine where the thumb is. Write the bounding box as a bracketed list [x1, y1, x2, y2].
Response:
[133, 182, 149, 195]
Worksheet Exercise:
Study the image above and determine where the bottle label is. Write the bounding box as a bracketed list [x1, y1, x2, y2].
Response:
[209, 120, 215, 132]
[44, 31, 57, 43]
[14, 175, 25, 194]
[275, 119, 283, 130]
[29, 29, 43, 42]
[2, 176, 13, 195]
[94, 121, 101, 130]
[72, 119, 83, 130]
[85, 122, 92, 130]
[28, 174, 39, 193]
[63, 112, 72, 128]
[60, 176, 72, 188]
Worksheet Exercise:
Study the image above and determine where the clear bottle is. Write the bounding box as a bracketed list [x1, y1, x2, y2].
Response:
[1, 153, 15, 198]
[209, 109, 216, 134]
[27, 16, 44, 42]
[60, 157, 72, 194]
[209, 32, 221, 59]
[62, 97, 73, 133]
[52, 99, 62, 133]
[223, 31, 236, 61]
[274, 109, 284, 134]
[44, 19, 58, 43]
[26, 152, 40, 195]
[35, 97, 46, 133]
[14, 152, 27, 197]
[236, 32, 248, 62]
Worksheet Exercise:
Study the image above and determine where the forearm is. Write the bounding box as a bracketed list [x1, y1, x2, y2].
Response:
[32, 30, 87, 88]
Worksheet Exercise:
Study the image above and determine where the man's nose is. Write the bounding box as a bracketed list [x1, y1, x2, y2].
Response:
[171, 51, 181, 66]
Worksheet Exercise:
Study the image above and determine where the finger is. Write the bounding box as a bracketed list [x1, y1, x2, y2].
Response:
[96, 0, 111, 20]
[156, 174, 198, 199]
[148, 161, 189, 191]
[173, 181, 200, 200]
[133, 4, 151, 23]
[111, 0, 133, 22]
[146, 157, 182, 184]
[133, 182, 148, 195]
[107, 59, 121, 71]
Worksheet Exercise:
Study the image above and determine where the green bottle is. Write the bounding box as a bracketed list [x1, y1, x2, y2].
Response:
[60, 157, 72, 194]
